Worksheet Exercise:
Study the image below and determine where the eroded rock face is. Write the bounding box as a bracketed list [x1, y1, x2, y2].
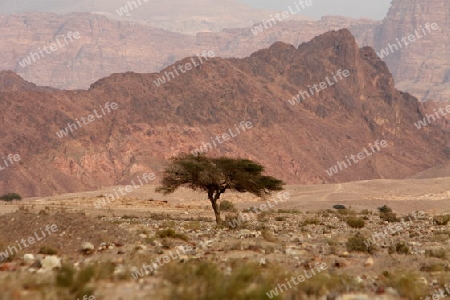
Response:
[367, 0, 450, 102]
[0, 13, 376, 90]
[0, 29, 448, 197]
[2, 0, 448, 102]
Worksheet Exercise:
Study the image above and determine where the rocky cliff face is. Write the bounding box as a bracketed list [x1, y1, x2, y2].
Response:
[2, 0, 447, 102]
[367, 0, 450, 102]
[0, 29, 448, 197]
[0, 13, 377, 90]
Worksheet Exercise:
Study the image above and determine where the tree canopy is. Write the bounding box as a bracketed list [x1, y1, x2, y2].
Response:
[156, 154, 284, 223]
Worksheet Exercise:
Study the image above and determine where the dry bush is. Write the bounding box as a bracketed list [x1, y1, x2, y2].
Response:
[346, 217, 365, 228]
[219, 200, 237, 212]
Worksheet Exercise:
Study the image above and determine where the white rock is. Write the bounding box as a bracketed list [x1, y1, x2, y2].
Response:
[364, 256, 374, 267]
[81, 242, 95, 251]
[23, 254, 35, 264]
[40, 255, 61, 271]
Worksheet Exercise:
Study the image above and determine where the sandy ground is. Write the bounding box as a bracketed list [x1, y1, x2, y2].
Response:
[1, 176, 449, 217]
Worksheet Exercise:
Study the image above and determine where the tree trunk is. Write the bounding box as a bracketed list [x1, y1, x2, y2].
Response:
[208, 189, 222, 224]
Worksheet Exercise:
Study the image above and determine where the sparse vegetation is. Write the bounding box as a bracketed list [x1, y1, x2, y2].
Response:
[346, 235, 376, 254]
[302, 217, 320, 226]
[156, 228, 188, 241]
[0, 192, 22, 201]
[433, 214, 450, 226]
[380, 211, 400, 222]
[38, 246, 58, 255]
[261, 229, 278, 242]
[219, 200, 236, 212]
[425, 248, 446, 259]
[161, 260, 286, 300]
[333, 204, 346, 210]
[346, 217, 365, 228]
[156, 154, 284, 224]
[380, 272, 428, 299]
[277, 208, 300, 214]
[388, 242, 410, 254]
[378, 205, 393, 213]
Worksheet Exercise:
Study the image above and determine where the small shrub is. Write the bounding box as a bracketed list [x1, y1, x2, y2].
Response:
[346, 217, 365, 228]
[420, 263, 447, 272]
[395, 242, 410, 254]
[380, 212, 399, 222]
[425, 248, 446, 259]
[220, 200, 236, 212]
[150, 213, 169, 220]
[277, 209, 300, 214]
[378, 205, 392, 213]
[39, 246, 58, 255]
[0, 193, 22, 201]
[121, 215, 138, 220]
[56, 264, 75, 288]
[333, 204, 346, 210]
[302, 218, 320, 226]
[274, 216, 286, 222]
[433, 215, 450, 226]
[346, 235, 376, 254]
[257, 212, 269, 222]
[380, 272, 428, 299]
[156, 228, 188, 241]
[337, 208, 356, 216]
[261, 229, 278, 242]
[225, 213, 248, 230]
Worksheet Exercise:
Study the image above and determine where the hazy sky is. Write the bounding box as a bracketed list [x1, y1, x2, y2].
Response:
[240, 0, 392, 20]
[0, 0, 393, 20]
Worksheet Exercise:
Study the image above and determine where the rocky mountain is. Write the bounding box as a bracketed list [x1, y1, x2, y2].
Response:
[367, 0, 450, 102]
[0, 29, 448, 197]
[0, 0, 309, 35]
[1, 0, 448, 102]
[0, 13, 376, 90]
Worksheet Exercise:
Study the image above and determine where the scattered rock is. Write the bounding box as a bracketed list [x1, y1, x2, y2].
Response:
[81, 242, 95, 254]
[40, 256, 61, 271]
[364, 257, 374, 267]
[23, 254, 35, 264]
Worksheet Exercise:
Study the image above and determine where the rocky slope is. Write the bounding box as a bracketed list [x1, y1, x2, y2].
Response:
[0, 29, 448, 197]
[0, 13, 375, 90]
[367, 0, 450, 102]
[2, 0, 448, 102]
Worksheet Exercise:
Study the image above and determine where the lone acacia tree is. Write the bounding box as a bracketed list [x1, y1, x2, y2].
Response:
[156, 154, 284, 224]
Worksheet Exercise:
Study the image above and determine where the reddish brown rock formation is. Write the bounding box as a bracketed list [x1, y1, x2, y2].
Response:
[0, 29, 448, 197]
